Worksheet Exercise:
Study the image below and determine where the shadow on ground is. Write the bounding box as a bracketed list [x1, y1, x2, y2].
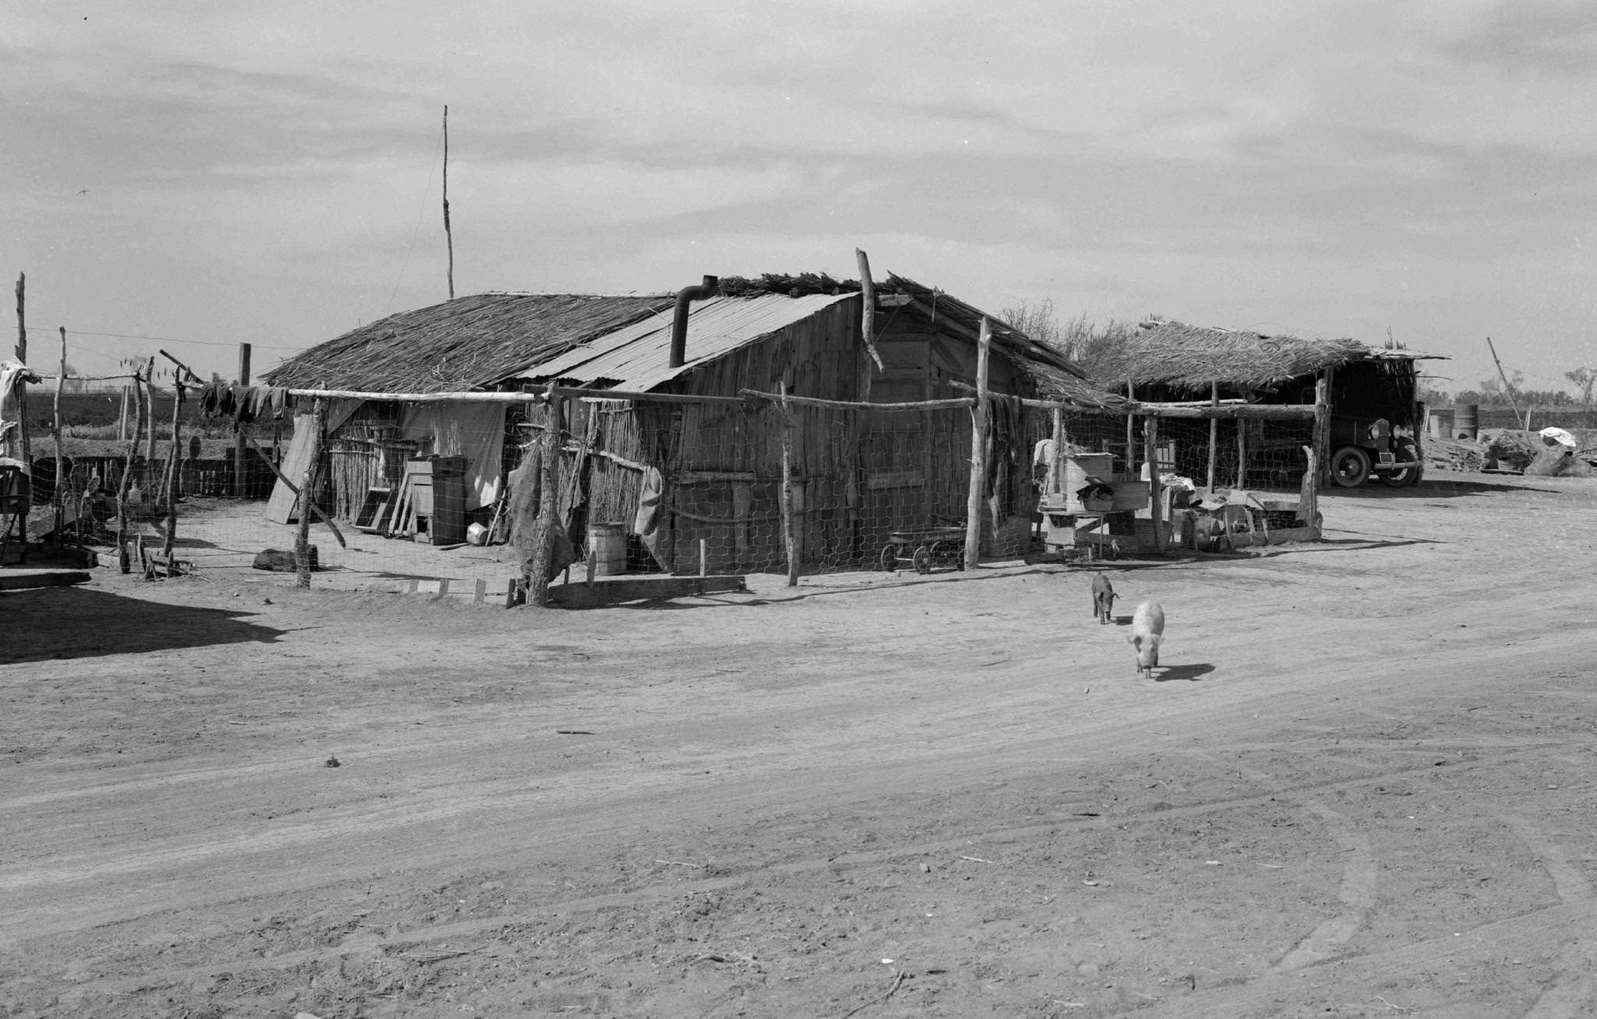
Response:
[1156, 663, 1214, 682]
[1328, 477, 1562, 499]
[0, 586, 283, 664]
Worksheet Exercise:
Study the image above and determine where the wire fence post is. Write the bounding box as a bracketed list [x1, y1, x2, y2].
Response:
[53, 326, 65, 541]
[234, 342, 251, 498]
[780, 381, 800, 587]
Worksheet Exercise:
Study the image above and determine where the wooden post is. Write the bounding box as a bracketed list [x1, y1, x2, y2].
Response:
[1206, 382, 1219, 492]
[963, 318, 991, 570]
[52, 326, 66, 540]
[1143, 414, 1164, 552]
[1313, 373, 1331, 487]
[12, 274, 28, 551]
[852, 249, 880, 566]
[118, 384, 129, 442]
[779, 381, 800, 587]
[143, 358, 156, 477]
[1235, 417, 1247, 488]
[114, 367, 144, 573]
[234, 342, 251, 498]
[13, 275, 28, 466]
[853, 248, 884, 378]
[1299, 445, 1319, 535]
[527, 391, 562, 606]
[294, 395, 325, 588]
[1045, 405, 1064, 497]
[1124, 378, 1136, 474]
[699, 537, 708, 577]
[162, 382, 183, 561]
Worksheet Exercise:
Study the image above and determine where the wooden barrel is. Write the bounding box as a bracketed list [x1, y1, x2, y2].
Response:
[587, 522, 627, 575]
[1453, 404, 1479, 440]
[1427, 409, 1454, 439]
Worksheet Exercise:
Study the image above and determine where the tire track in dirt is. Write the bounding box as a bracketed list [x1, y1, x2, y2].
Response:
[0, 618, 1568, 947]
[1269, 800, 1377, 972]
[1199, 757, 1379, 975]
[29, 741, 1564, 999]
[1132, 900, 1596, 1019]
[0, 668, 1557, 942]
[1504, 814, 1596, 1019]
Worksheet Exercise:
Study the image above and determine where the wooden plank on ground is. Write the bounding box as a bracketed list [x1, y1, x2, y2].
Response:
[546, 574, 748, 608]
[400, 576, 504, 608]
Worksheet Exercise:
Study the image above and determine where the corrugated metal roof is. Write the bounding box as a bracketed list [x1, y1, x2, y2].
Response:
[515, 292, 855, 391]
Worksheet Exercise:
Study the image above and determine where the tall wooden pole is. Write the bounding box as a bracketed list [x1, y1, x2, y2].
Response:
[143, 356, 156, 478]
[118, 384, 129, 442]
[1206, 382, 1219, 491]
[963, 318, 991, 571]
[779, 381, 800, 587]
[234, 342, 251, 498]
[114, 367, 144, 573]
[13, 274, 28, 466]
[850, 248, 881, 563]
[162, 383, 183, 560]
[13, 274, 29, 548]
[294, 395, 325, 588]
[53, 326, 66, 540]
[1486, 336, 1525, 429]
[443, 105, 455, 301]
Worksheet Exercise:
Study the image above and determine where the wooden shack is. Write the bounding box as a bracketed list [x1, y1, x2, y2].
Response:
[266, 272, 1120, 574]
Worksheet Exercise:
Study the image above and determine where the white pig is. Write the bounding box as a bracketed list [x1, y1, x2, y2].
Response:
[1129, 600, 1165, 678]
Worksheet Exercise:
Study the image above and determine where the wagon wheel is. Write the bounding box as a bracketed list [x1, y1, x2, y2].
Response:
[1330, 446, 1372, 488]
[879, 543, 899, 573]
[912, 545, 933, 574]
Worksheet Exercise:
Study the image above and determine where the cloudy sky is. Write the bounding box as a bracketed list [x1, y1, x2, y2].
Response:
[6, 0, 1597, 397]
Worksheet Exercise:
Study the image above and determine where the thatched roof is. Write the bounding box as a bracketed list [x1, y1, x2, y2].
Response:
[263, 273, 1121, 409]
[1097, 319, 1417, 392]
[264, 293, 672, 393]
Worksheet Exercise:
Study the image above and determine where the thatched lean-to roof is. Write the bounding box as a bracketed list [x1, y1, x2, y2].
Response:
[265, 293, 673, 393]
[1099, 319, 1394, 393]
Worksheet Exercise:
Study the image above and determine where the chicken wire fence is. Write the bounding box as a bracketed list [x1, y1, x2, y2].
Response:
[11, 389, 1321, 580]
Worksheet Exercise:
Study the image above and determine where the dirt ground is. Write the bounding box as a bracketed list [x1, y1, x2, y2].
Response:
[3, 470, 1596, 1019]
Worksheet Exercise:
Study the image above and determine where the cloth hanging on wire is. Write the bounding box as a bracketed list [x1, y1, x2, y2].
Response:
[195, 379, 294, 424]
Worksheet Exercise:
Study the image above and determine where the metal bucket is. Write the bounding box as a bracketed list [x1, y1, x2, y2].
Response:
[587, 522, 627, 575]
[1453, 404, 1479, 440]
